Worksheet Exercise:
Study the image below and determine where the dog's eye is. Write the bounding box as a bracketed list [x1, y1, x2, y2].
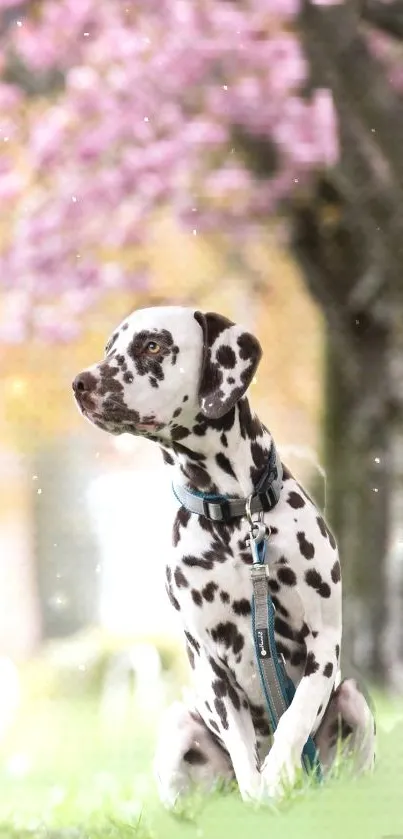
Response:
[145, 341, 160, 354]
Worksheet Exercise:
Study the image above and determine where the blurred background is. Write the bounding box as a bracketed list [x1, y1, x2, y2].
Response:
[0, 0, 403, 832]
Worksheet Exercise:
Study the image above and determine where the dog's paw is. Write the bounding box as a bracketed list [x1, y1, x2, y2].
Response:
[238, 775, 264, 804]
[154, 762, 188, 810]
[260, 745, 298, 801]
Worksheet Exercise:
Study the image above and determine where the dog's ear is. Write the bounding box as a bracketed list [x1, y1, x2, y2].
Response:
[194, 311, 262, 419]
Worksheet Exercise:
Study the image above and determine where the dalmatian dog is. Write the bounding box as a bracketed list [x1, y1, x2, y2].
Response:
[73, 306, 375, 805]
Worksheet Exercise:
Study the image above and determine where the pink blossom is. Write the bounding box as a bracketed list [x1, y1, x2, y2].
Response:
[0, 0, 342, 341]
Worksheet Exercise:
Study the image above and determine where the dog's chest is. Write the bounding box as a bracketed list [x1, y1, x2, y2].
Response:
[166, 512, 308, 704]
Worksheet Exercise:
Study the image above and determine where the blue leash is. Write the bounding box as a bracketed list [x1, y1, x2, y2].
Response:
[248, 519, 322, 780]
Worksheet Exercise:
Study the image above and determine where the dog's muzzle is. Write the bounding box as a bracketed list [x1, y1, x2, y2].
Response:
[72, 370, 99, 413]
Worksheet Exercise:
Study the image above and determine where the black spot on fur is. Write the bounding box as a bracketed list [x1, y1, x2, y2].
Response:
[215, 452, 237, 479]
[162, 449, 175, 466]
[212, 679, 227, 698]
[191, 589, 203, 606]
[304, 651, 319, 676]
[274, 616, 294, 641]
[198, 354, 224, 416]
[250, 442, 270, 485]
[202, 582, 218, 602]
[296, 622, 310, 642]
[331, 560, 341, 583]
[254, 718, 271, 737]
[271, 596, 289, 618]
[281, 464, 293, 481]
[317, 516, 327, 539]
[214, 698, 228, 730]
[268, 579, 280, 594]
[220, 432, 228, 447]
[290, 649, 306, 667]
[323, 662, 334, 678]
[174, 568, 189, 588]
[201, 543, 231, 567]
[209, 718, 220, 733]
[305, 568, 331, 598]
[208, 657, 227, 680]
[173, 507, 191, 547]
[237, 398, 263, 441]
[335, 644, 340, 659]
[183, 748, 207, 765]
[166, 583, 180, 611]
[171, 425, 190, 441]
[277, 565, 297, 586]
[105, 332, 119, 353]
[172, 407, 182, 419]
[232, 598, 251, 616]
[183, 554, 214, 570]
[317, 516, 337, 549]
[185, 631, 200, 654]
[220, 591, 230, 603]
[228, 685, 241, 711]
[186, 462, 214, 491]
[287, 491, 305, 509]
[216, 345, 236, 368]
[341, 720, 353, 739]
[211, 622, 244, 655]
[176, 446, 206, 465]
[297, 532, 315, 560]
[212, 668, 241, 712]
[194, 413, 220, 437]
[186, 644, 195, 669]
[237, 332, 259, 362]
[249, 702, 271, 736]
[249, 701, 264, 718]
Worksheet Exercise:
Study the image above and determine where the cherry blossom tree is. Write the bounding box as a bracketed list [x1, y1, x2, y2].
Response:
[0, 0, 338, 340]
[1, 0, 403, 682]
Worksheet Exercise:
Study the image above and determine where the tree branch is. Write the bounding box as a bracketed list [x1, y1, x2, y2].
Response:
[302, 1, 403, 192]
[362, 0, 403, 40]
[299, 0, 403, 312]
[290, 194, 362, 384]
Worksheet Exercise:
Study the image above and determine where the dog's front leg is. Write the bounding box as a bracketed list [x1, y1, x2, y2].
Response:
[194, 653, 262, 802]
[261, 626, 340, 799]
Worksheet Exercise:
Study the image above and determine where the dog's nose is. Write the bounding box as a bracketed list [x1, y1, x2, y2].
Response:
[72, 371, 97, 394]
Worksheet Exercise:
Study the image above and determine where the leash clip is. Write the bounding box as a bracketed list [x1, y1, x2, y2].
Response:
[245, 495, 270, 545]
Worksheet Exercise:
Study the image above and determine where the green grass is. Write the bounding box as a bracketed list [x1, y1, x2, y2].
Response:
[0, 691, 402, 839]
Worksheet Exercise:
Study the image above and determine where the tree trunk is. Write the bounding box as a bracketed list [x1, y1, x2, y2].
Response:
[233, 0, 403, 687]
[324, 330, 392, 684]
[290, 185, 395, 685]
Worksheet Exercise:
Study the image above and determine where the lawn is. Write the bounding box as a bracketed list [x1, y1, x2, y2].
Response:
[0, 689, 402, 839]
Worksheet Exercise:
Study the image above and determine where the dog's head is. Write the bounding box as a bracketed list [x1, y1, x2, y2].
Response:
[72, 306, 262, 439]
